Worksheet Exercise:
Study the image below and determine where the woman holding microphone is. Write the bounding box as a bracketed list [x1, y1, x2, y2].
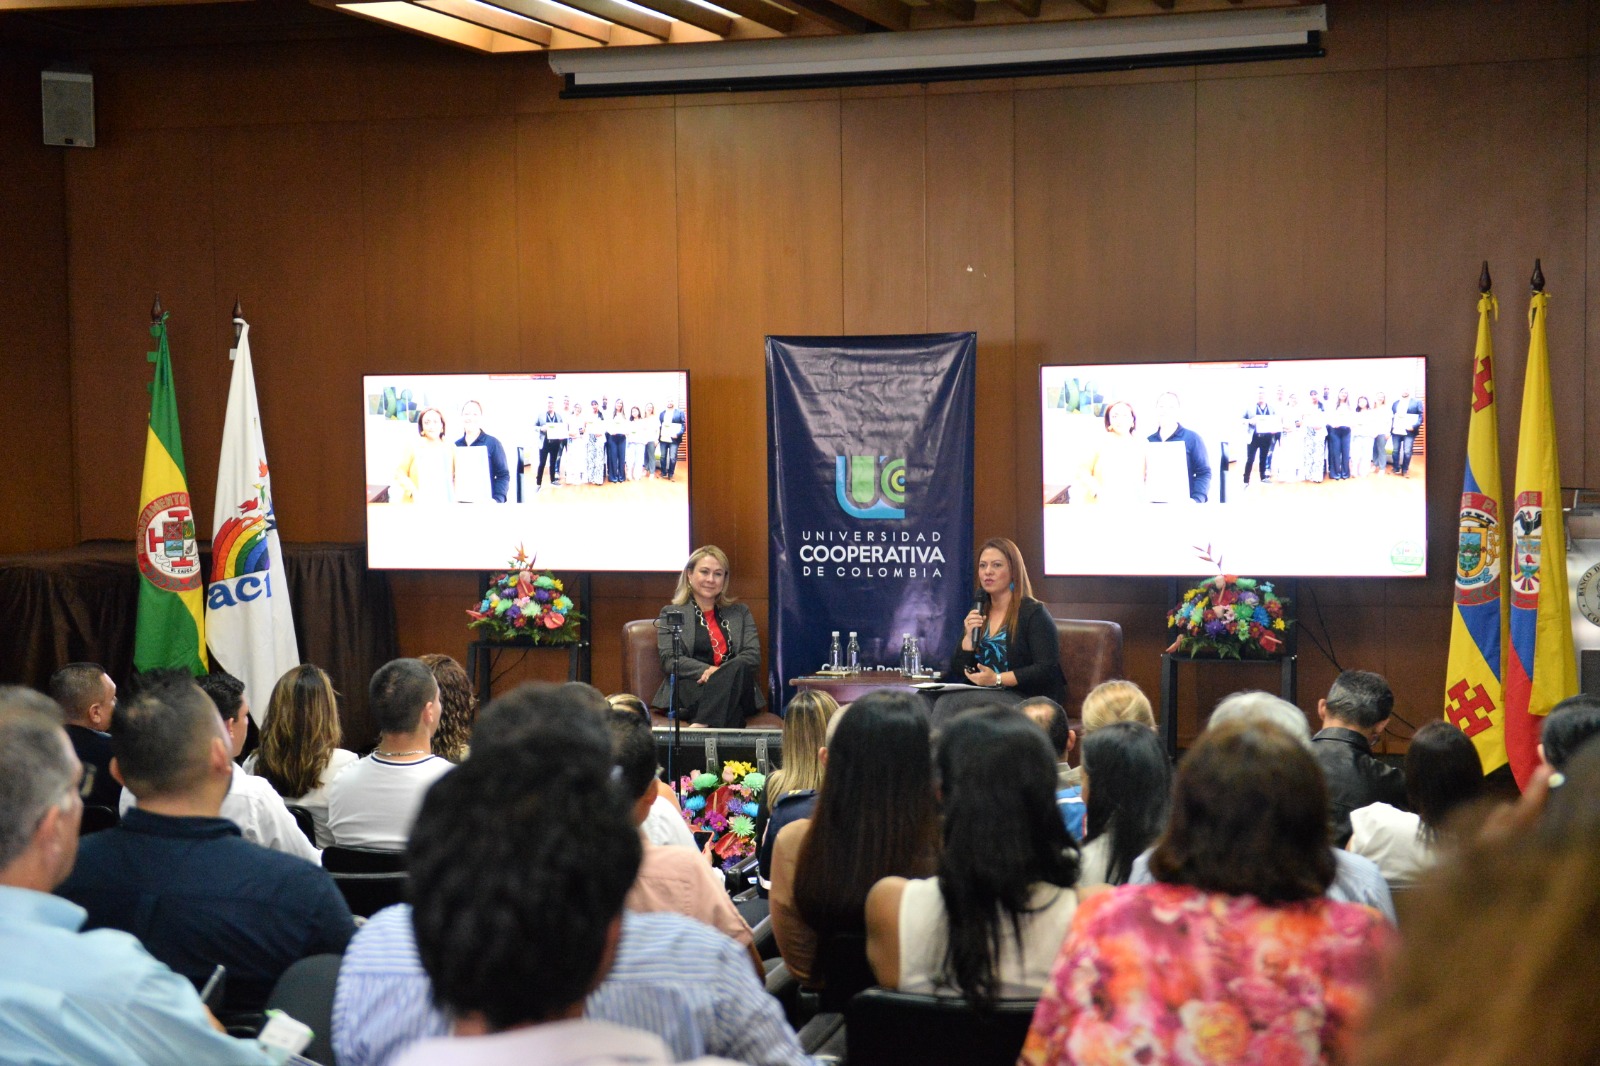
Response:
[935, 537, 1066, 725]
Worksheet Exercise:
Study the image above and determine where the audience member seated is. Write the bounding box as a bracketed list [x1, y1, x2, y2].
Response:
[771, 690, 939, 988]
[331, 683, 810, 1066]
[120, 670, 319, 862]
[757, 689, 838, 891]
[1129, 691, 1397, 923]
[606, 708, 762, 973]
[1538, 692, 1600, 772]
[326, 658, 453, 849]
[1359, 738, 1600, 1066]
[244, 663, 358, 848]
[1019, 696, 1083, 841]
[1077, 721, 1170, 888]
[1311, 670, 1407, 847]
[57, 673, 355, 1015]
[389, 692, 743, 1066]
[1021, 721, 1394, 1066]
[607, 692, 696, 851]
[48, 662, 123, 813]
[1079, 678, 1156, 736]
[419, 653, 475, 763]
[866, 706, 1082, 1005]
[1347, 720, 1485, 888]
[0, 686, 272, 1065]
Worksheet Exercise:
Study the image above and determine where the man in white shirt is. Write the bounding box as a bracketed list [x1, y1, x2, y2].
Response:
[120, 671, 318, 864]
[326, 659, 453, 850]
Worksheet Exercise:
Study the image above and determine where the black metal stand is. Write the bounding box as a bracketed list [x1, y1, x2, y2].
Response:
[1159, 652, 1298, 759]
[663, 615, 686, 796]
[467, 639, 590, 707]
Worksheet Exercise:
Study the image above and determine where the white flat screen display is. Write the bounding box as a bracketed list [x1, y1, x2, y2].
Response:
[1040, 357, 1428, 578]
[363, 371, 690, 571]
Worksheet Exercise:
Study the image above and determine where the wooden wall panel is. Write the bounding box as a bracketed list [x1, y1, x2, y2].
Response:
[514, 107, 678, 366]
[926, 92, 1016, 549]
[0, 57, 74, 552]
[65, 130, 220, 541]
[675, 99, 845, 592]
[1588, 55, 1600, 490]
[1196, 71, 1387, 361]
[842, 95, 927, 334]
[211, 122, 370, 545]
[1387, 0, 1587, 69]
[363, 116, 521, 373]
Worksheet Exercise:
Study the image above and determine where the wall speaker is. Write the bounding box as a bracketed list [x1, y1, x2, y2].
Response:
[42, 70, 95, 148]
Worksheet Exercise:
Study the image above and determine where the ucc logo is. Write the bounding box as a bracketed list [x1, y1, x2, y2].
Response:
[835, 455, 906, 519]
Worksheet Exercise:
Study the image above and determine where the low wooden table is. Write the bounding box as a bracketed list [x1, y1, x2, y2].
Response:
[790, 671, 928, 704]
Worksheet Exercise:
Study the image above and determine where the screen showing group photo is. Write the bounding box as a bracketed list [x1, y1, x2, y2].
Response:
[1040, 356, 1428, 577]
[363, 371, 690, 571]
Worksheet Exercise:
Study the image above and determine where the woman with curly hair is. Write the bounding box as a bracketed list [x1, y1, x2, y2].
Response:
[419, 653, 476, 763]
[247, 663, 357, 847]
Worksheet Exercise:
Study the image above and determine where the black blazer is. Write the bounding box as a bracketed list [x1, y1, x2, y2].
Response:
[944, 597, 1066, 707]
[651, 601, 766, 710]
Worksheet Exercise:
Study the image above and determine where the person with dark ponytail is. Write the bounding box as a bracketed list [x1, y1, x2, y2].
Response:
[865, 707, 1083, 1008]
[1078, 721, 1171, 888]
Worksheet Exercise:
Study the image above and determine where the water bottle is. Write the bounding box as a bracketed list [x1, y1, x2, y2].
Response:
[828, 631, 842, 670]
[846, 631, 860, 672]
[909, 636, 922, 677]
[900, 633, 912, 676]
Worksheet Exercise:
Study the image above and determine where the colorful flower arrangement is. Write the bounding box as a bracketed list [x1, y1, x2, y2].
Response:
[466, 544, 582, 644]
[1166, 575, 1292, 659]
[679, 760, 766, 870]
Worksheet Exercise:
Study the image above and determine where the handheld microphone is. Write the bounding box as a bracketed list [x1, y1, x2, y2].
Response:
[970, 594, 985, 649]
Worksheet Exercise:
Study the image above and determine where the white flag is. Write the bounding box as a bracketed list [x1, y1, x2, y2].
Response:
[206, 315, 299, 723]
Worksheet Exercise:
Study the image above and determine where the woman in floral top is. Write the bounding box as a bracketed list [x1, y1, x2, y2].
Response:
[1021, 721, 1393, 1066]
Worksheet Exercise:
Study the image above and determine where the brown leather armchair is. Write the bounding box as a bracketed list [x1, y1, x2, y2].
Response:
[1052, 616, 1125, 714]
[621, 619, 782, 728]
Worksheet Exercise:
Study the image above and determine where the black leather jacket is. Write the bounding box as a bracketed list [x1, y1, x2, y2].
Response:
[1311, 726, 1408, 848]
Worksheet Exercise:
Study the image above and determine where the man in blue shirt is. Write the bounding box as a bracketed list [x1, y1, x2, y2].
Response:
[57, 671, 354, 1015]
[0, 685, 270, 1065]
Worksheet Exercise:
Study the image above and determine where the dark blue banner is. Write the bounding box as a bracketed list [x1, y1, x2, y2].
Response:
[766, 333, 976, 707]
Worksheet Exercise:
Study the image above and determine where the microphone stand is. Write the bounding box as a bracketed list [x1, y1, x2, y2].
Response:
[666, 616, 685, 798]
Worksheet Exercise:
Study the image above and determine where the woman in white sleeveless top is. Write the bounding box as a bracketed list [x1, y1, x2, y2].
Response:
[866, 707, 1088, 1005]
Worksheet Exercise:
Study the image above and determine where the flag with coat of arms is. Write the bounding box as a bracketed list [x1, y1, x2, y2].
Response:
[1443, 272, 1508, 774]
[205, 308, 299, 723]
[1503, 264, 1578, 787]
[134, 301, 207, 674]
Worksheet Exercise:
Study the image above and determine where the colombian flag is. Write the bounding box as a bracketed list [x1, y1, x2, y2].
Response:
[133, 305, 207, 674]
[1503, 276, 1577, 787]
[1444, 283, 1508, 774]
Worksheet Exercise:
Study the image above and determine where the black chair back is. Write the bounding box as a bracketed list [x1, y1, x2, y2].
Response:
[846, 987, 1037, 1066]
[80, 805, 118, 836]
[322, 846, 407, 917]
[816, 932, 875, 1013]
[266, 954, 342, 1066]
[285, 805, 316, 847]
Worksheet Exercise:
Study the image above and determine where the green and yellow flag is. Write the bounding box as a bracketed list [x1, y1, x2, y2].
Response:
[1444, 280, 1508, 773]
[134, 305, 207, 674]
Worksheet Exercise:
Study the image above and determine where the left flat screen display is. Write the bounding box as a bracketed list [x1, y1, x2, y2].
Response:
[363, 371, 691, 571]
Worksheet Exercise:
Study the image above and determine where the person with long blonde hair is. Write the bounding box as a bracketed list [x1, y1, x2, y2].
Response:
[247, 663, 358, 847]
[1080, 679, 1156, 735]
[936, 536, 1065, 724]
[767, 690, 837, 800]
[419, 653, 475, 763]
[650, 545, 766, 728]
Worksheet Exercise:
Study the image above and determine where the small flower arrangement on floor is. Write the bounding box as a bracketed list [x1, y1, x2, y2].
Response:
[679, 760, 766, 870]
[466, 543, 582, 644]
[1166, 575, 1292, 659]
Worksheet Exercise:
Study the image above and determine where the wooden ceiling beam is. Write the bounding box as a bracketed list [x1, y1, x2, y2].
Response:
[1070, 0, 1106, 12]
[1002, 0, 1043, 17]
[814, 0, 908, 31]
[617, 0, 732, 37]
[924, 0, 973, 19]
[546, 0, 675, 37]
[766, 0, 872, 33]
[480, 0, 611, 42]
[698, 0, 794, 34]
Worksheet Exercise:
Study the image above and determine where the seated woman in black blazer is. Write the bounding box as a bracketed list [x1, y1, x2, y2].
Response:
[652, 545, 767, 728]
[936, 536, 1066, 725]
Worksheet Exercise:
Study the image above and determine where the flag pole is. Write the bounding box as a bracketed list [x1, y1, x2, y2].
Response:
[151, 293, 163, 322]
[1479, 260, 1491, 295]
[233, 298, 244, 348]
